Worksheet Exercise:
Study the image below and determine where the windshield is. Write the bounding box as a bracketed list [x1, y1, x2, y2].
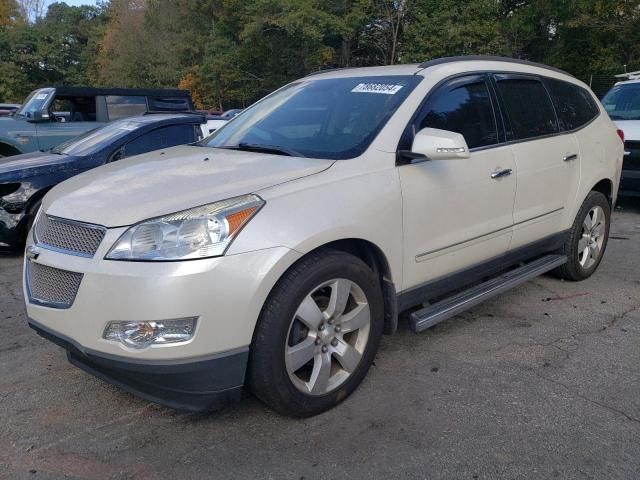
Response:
[602, 84, 640, 120]
[52, 120, 142, 156]
[202, 75, 422, 159]
[15, 88, 54, 119]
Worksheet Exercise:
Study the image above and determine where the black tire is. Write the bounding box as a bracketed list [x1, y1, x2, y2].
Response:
[554, 191, 611, 281]
[247, 249, 384, 417]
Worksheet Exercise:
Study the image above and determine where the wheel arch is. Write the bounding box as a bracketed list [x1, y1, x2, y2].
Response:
[16, 185, 52, 243]
[267, 238, 399, 336]
[0, 142, 22, 157]
[590, 178, 614, 206]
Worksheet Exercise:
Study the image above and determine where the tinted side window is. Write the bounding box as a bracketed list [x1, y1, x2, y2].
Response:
[124, 124, 197, 157]
[54, 95, 97, 122]
[420, 80, 498, 149]
[148, 97, 191, 112]
[495, 77, 558, 141]
[545, 79, 599, 130]
[106, 96, 147, 121]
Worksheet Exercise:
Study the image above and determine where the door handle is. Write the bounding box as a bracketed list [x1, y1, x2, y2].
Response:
[563, 153, 578, 162]
[490, 168, 512, 179]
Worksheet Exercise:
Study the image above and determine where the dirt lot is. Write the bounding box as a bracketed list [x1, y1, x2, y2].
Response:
[1, 200, 639, 480]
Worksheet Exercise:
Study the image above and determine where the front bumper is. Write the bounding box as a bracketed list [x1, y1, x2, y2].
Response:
[24, 232, 302, 409]
[29, 318, 248, 411]
[0, 207, 26, 248]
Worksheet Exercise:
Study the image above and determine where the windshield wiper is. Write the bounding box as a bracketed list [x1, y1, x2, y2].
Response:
[224, 142, 305, 157]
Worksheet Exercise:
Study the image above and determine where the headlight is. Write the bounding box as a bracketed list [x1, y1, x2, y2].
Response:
[105, 194, 264, 261]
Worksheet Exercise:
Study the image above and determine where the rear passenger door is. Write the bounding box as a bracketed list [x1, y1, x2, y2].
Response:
[493, 74, 580, 249]
[399, 75, 517, 289]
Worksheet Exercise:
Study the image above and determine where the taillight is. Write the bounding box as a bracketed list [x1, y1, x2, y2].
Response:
[617, 129, 625, 143]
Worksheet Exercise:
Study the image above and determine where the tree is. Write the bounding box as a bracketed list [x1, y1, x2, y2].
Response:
[402, 0, 508, 63]
[0, 2, 106, 101]
[0, 0, 23, 25]
[16, 0, 47, 22]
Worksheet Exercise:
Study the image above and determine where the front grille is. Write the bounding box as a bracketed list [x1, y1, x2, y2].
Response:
[624, 141, 640, 171]
[35, 215, 106, 257]
[26, 262, 83, 308]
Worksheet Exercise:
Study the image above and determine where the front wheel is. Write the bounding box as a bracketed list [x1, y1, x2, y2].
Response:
[554, 191, 611, 281]
[248, 249, 384, 417]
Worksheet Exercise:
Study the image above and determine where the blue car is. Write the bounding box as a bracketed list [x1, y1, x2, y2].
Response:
[0, 113, 207, 249]
[0, 86, 193, 157]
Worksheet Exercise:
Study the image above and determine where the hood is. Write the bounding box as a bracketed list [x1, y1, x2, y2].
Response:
[44, 145, 334, 227]
[613, 120, 640, 141]
[0, 115, 25, 128]
[0, 151, 79, 180]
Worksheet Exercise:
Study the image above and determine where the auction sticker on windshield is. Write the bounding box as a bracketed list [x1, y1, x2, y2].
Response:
[351, 83, 403, 94]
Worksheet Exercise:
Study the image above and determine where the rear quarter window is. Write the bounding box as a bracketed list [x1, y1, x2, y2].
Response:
[106, 96, 147, 121]
[495, 77, 558, 141]
[148, 97, 192, 112]
[545, 79, 599, 131]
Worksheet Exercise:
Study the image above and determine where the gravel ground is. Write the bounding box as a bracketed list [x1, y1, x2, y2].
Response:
[1, 199, 639, 480]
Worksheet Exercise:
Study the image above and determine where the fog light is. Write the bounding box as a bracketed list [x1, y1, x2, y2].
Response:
[103, 318, 198, 349]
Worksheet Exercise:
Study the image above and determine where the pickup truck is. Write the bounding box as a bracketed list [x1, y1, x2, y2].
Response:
[0, 87, 193, 157]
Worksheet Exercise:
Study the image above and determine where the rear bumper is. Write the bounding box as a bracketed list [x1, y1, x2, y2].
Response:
[29, 318, 248, 412]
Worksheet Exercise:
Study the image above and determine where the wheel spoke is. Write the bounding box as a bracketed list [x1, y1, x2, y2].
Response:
[286, 337, 316, 373]
[308, 352, 332, 394]
[582, 215, 592, 233]
[592, 222, 605, 239]
[590, 207, 599, 228]
[327, 279, 351, 318]
[295, 295, 324, 330]
[333, 339, 362, 373]
[578, 236, 589, 252]
[590, 242, 602, 260]
[339, 303, 370, 333]
[579, 246, 590, 267]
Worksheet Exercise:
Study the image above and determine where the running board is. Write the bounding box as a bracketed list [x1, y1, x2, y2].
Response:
[409, 254, 567, 333]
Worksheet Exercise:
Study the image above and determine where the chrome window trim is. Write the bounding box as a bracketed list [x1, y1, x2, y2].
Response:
[397, 70, 602, 161]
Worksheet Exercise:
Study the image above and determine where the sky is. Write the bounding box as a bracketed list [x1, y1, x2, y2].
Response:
[55, 0, 99, 6]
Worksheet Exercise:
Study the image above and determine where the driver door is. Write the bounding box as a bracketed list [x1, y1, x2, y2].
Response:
[399, 74, 517, 289]
[35, 96, 102, 151]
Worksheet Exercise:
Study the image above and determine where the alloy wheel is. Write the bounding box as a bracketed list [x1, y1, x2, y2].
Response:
[578, 205, 606, 269]
[285, 278, 371, 396]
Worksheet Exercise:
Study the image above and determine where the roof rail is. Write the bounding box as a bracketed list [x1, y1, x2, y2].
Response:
[418, 55, 574, 78]
[305, 67, 347, 77]
[615, 70, 640, 81]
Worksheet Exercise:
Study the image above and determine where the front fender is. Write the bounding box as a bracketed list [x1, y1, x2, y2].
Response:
[228, 164, 404, 290]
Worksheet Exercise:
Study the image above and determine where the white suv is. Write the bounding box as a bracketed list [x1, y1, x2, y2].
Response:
[24, 56, 623, 417]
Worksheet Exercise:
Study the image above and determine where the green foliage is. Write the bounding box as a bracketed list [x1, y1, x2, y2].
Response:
[1, 0, 640, 105]
[0, 2, 106, 101]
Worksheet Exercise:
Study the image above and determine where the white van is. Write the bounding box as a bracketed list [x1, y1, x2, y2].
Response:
[24, 56, 623, 417]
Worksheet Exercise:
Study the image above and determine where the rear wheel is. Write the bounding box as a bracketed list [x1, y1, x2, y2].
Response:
[554, 191, 610, 281]
[248, 249, 384, 417]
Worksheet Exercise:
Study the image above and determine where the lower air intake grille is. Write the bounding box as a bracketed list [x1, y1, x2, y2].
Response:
[27, 262, 83, 309]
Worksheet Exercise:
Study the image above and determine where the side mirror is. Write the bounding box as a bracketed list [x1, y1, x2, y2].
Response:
[398, 127, 471, 164]
[26, 110, 51, 123]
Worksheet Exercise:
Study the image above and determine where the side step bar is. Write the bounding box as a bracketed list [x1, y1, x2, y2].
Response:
[409, 254, 567, 333]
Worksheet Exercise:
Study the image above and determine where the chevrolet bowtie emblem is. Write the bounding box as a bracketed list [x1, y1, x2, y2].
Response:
[26, 245, 40, 261]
